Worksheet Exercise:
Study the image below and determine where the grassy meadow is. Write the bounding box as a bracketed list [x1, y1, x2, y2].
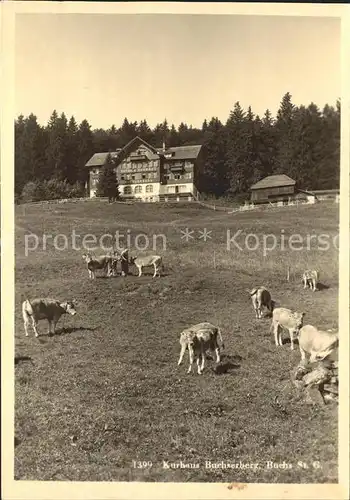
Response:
[14, 200, 339, 482]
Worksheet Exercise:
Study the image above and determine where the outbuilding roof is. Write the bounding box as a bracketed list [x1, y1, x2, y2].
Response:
[250, 175, 296, 190]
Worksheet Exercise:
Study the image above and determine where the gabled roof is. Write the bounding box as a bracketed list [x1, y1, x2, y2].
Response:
[121, 136, 158, 155]
[116, 136, 160, 162]
[250, 174, 296, 190]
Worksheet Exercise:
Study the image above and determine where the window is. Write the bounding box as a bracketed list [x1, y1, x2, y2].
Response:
[146, 185, 153, 193]
[124, 186, 132, 195]
[121, 175, 125, 181]
[142, 174, 146, 180]
[174, 174, 181, 180]
[135, 185, 142, 194]
[167, 186, 176, 193]
[132, 175, 135, 180]
[185, 172, 192, 179]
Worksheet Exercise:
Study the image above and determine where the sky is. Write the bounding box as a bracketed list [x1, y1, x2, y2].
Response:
[15, 13, 341, 130]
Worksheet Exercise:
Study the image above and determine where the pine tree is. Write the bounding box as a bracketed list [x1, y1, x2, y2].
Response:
[137, 120, 154, 144]
[316, 102, 340, 189]
[65, 116, 79, 184]
[289, 103, 324, 189]
[257, 109, 276, 179]
[178, 122, 189, 145]
[45, 111, 69, 181]
[225, 102, 252, 195]
[95, 153, 120, 202]
[15, 114, 47, 194]
[153, 119, 169, 147]
[168, 124, 179, 147]
[106, 124, 121, 151]
[15, 115, 27, 194]
[119, 118, 137, 146]
[202, 119, 208, 133]
[274, 92, 296, 175]
[199, 117, 228, 196]
[77, 119, 94, 187]
[93, 128, 111, 152]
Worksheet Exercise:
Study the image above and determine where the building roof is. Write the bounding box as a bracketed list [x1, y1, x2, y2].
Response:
[158, 145, 202, 160]
[250, 174, 296, 190]
[85, 137, 202, 168]
[85, 152, 119, 167]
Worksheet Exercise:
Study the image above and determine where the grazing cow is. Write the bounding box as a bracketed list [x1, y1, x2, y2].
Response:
[270, 307, 305, 351]
[177, 322, 225, 375]
[129, 255, 163, 278]
[22, 298, 77, 337]
[248, 286, 274, 319]
[302, 269, 319, 292]
[82, 253, 115, 279]
[298, 325, 339, 363]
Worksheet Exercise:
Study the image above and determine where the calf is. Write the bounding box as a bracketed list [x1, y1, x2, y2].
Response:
[82, 253, 115, 279]
[22, 298, 77, 337]
[129, 254, 163, 278]
[270, 307, 305, 351]
[248, 286, 274, 319]
[302, 269, 319, 292]
[177, 322, 225, 375]
[298, 325, 339, 363]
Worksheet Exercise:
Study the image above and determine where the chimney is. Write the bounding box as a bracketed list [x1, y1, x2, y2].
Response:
[162, 138, 166, 152]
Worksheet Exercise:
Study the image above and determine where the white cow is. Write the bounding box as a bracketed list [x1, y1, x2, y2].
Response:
[302, 270, 319, 292]
[129, 255, 163, 278]
[270, 307, 305, 351]
[298, 325, 339, 363]
[22, 298, 77, 337]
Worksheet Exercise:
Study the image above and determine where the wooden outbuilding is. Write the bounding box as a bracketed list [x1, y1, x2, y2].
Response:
[250, 174, 296, 204]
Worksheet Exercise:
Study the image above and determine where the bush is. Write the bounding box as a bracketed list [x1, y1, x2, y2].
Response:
[21, 179, 87, 202]
[21, 181, 42, 202]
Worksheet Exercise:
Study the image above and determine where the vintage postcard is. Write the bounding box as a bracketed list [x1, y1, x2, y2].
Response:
[1, 1, 349, 500]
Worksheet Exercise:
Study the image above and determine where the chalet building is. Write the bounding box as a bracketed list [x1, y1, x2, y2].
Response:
[250, 174, 318, 204]
[250, 174, 297, 204]
[86, 136, 203, 202]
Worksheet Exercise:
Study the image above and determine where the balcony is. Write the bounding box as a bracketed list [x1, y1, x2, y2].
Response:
[129, 154, 147, 161]
[169, 162, 185, 170]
